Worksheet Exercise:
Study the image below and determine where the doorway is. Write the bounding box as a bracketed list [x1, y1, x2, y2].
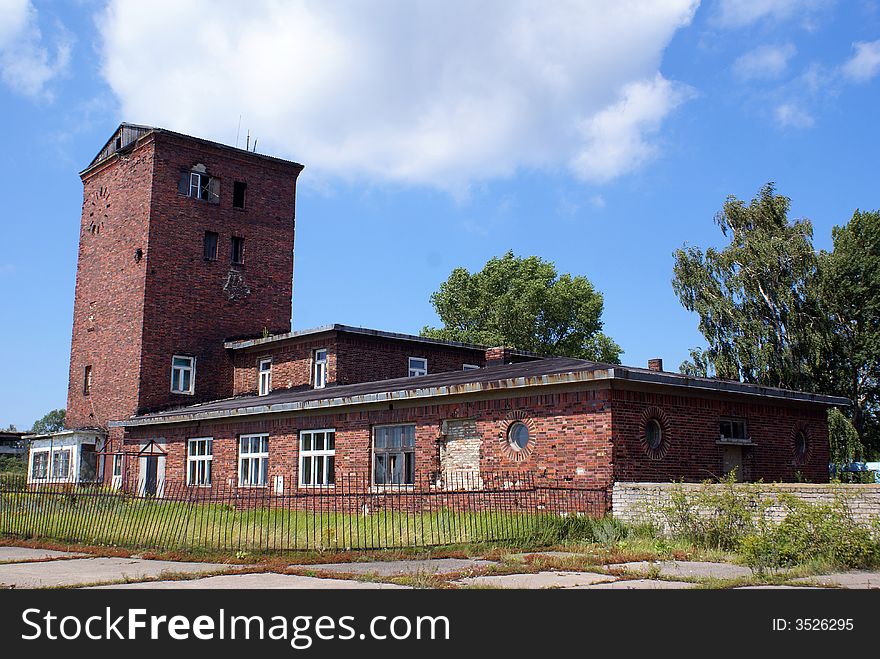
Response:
[722, 446, 744, 482]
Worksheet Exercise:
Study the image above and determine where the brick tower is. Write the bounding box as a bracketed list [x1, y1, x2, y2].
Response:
[66, 124, 303, 433]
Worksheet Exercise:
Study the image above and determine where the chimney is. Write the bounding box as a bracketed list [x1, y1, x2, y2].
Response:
[486, 346, 515, 366]
[647, 358, 663, 372]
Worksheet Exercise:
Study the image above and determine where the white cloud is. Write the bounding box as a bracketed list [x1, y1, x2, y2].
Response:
[775, 102, 815, 128]
[0, 0, 71, 99]
[842, 40, 880, 82]
[715, 0, 833, 28]
[97, 0, 699, 191]
[733, 44, 796, 80]
[571, 74, 694, 183]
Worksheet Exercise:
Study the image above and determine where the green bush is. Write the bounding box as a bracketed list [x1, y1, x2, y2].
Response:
[741, 495, 880, 571]
[657, 474, 766, 551]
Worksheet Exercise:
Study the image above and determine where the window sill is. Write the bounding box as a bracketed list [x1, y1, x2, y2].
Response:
[298, 484, 336, 490]
[171, 391, 195, 396]
[716, 438, 755, 446]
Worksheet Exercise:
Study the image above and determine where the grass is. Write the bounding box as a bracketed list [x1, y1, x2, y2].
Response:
[0, 488, 567, 554]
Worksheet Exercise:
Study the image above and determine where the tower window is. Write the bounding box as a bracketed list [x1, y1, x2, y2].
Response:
[178, 167, 219, 204]
[233, 181, 247, 209]
[203, 231, 218, 261]
[231, 236, 245, 264]
[83, 365, 92, 396]
[171, 355, 195, 394]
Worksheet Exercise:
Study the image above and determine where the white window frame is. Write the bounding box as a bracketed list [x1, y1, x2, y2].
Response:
[51, 449, 71, 481]
[463, 363, 480, 371]
[238, 434, 269, 487]
[171, 355, 195, 394]
[313, 348, 327, 389]
[298, 429, 336, 488]
[31, 449, 49, 481]
[258, 358, 272, 396]
[112, 453, 124, 478]
[190, 171, 208, 199]
[372, 424, 416, 487]
[186, 437, 213, 486]
[408, 357, 428, 377]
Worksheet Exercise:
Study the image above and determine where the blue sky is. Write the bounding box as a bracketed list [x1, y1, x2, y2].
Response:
[1, 0, 879, 430]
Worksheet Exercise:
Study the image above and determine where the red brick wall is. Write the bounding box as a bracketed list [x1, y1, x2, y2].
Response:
[66, 143, 155, 428]
[137, 133, 300, 413]
[232, 331, 486, 396]
[121, 389, 614, 490]
[334, 334, 485, 385]
[611, 388, 830, 483]
[233, 336, 339, 395]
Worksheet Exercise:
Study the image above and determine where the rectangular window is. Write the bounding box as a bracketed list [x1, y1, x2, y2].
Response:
[313, 348, 327, 389]
[239, 434, 269, 487]
[171, 355, 195, 394]
[32, 451, 49, 480]
[112, 453, 124, 478]
[179, 169, 219, 203]
[231, 236, 244, 264]
[232, 181, 247, 209]
[720, 418, 748, 441]
[408, 357, 428, 377]
[51, 449, 71, 481]
[258, 358, 272, 396]
[187, 438, 213, 486]
[299, 429, 335, 487]
[203, 231, 218, 260]
[83, 365, 92, 395]
[373, 425, 416, 486]
[462, 364, 480, 371]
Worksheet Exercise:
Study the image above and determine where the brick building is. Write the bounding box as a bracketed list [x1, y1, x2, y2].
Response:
[27, 124, 846, 494]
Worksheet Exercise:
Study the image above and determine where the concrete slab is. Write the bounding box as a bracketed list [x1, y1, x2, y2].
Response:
[792, 571, 880, 589]
[606, 561, 752, 580]
[0, 547, 88, 563]
[457, 571, 616, 589]
[303, 558, 494, 576]
[0, 557, 231, 588]
[89, 573, 409, 589]
[579, 579, 697, 589]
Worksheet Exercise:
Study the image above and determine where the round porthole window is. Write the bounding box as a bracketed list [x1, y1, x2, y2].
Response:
[645, 419, 663, 450]
[508, 421, 530, 451]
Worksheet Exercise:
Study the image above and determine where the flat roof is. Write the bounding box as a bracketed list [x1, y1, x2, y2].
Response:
[224, 323, 541, 357]
[112, 357, 849, 428]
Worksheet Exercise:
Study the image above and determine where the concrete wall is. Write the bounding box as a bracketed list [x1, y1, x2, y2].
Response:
[613, 481, 880, 526]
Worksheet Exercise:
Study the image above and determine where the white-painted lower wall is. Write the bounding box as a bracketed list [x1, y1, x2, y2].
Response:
[612, 481, 880, 527]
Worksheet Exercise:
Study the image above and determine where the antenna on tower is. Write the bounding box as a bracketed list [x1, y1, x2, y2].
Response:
[235, 115, 242, 148]
[246, 130, 250, 151]
[252, 138, 258, 153]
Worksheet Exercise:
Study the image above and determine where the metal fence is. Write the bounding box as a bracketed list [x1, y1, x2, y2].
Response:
[0, 472, 608, 553]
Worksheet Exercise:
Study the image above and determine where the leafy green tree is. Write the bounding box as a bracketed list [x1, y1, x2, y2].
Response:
[818, 210, 880, 452]
[422, 251, 622, 362]
[672, 183, 823, 390]
[30, 409, 66, 435]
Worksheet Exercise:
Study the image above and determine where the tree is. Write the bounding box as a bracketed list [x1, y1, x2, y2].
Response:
[421, 251, 622, 362]
[672, 183, 823, 390]
[30, 409, 66, 435]
[818, 210, 880, 452]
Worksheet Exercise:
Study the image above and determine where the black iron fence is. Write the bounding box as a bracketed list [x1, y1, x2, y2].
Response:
[0, 472, 608, 553]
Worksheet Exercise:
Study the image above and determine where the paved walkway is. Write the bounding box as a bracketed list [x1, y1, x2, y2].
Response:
[2, 545, 879, 589]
